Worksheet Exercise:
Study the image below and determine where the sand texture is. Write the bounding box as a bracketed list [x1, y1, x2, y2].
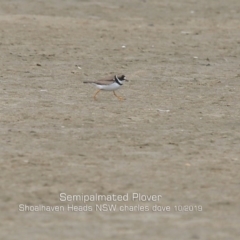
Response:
[0, 0, 240, 239]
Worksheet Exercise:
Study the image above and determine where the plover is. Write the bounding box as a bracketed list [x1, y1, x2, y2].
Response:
[83, 75, 128, 100]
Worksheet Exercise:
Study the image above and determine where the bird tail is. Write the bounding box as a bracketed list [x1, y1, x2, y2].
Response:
[83, 81, 95, 84]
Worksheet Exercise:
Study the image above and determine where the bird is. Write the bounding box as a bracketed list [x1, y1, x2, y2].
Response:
[83, 75, 128, 100]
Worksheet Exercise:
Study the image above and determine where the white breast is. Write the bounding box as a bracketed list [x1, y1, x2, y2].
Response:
[96, 82, 121, 91]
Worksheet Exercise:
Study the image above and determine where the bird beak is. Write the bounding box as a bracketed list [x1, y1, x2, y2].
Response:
[125, 79, 129, 82]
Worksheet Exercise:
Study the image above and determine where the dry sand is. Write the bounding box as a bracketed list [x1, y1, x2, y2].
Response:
[0, 0, 240, 239]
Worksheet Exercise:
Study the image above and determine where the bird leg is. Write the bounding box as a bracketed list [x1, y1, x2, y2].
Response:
[93, 89, 101, 100]
[113, 91, 124, 101]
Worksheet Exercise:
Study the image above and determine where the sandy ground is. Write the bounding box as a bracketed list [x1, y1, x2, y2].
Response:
[0, 0, 240, 239]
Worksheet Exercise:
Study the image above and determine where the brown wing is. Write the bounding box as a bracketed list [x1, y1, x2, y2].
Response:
[84, 75, 115, 85]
